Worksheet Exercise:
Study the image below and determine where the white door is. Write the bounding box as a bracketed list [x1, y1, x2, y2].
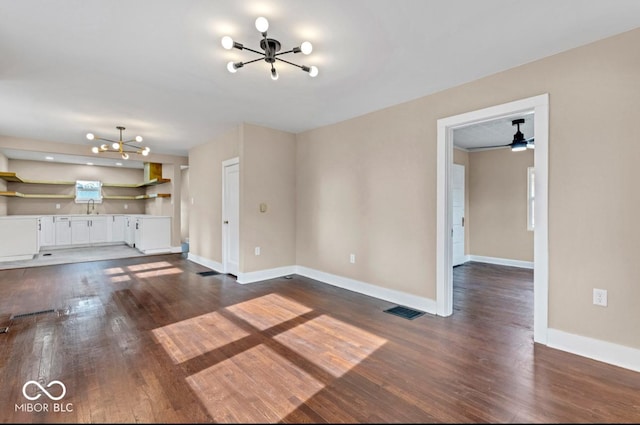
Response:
[222, 159, 240, 276]
[452, 164, 465, 266]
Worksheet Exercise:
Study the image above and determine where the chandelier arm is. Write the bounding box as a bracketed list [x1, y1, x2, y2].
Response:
[242, 57, 265, 66]
[275, 49, 296, 56]
[242, 46, 265, 56]
[95, 137, 118, 143]
[275, 57, 304, 69]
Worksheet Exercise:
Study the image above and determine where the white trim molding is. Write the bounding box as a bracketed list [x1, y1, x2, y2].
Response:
[547, 328, 640, 373]
[296, 266, 437, 315]
[187, 253, 224, 274]
[437, 93, 549, 345]
[468, 255, 534, 269]
[236, 266, 297, 284]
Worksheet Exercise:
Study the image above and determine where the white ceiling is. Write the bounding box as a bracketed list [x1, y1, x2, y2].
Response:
[1, 0, 639, 161]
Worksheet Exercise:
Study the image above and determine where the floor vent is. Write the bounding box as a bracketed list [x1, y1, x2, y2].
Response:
[10, 309, 56, 320]
[197, 270, 221, 276]
[0, 327, 8, 334]
[383, 305, 425, 320]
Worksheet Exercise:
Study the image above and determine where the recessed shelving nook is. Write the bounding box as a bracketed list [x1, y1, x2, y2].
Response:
[0, 162, 171, 200]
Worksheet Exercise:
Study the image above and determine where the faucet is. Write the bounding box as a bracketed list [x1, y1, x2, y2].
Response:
[87, 199, 95, 215]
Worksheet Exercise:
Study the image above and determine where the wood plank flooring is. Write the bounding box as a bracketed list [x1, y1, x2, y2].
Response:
[0, 256, 639, 423]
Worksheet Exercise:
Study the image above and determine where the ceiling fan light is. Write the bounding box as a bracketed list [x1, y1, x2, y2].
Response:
[255, 16, 269, 33]
[271, 68, 279, 80]
[527, 140, 535, 149]
[300, 41, 313, 55]
[511, 143, 527, 152]
[86, 133, 95, 140]
[308, 65, 319, 77]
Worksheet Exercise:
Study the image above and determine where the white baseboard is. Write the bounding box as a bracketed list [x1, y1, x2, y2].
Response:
[295, 266, 437, 315]
[547, 328, 640, 373]
[468, 255, 534, 269]
[187, 253, 224, 273]
[236, 266, 297, 284]
[170, 245, 183, 254]
[0, 253, 35, 262]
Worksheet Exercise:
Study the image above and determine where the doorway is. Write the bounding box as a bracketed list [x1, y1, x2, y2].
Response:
[436, 94, 549, 344]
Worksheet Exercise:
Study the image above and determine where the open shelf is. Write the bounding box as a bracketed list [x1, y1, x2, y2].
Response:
[103, 193, 171, 200]
[0, 172, 170, 188]
[0, 191, 75, 199]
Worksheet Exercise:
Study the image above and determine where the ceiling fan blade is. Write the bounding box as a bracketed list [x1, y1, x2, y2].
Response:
[467, 144, 511, 151]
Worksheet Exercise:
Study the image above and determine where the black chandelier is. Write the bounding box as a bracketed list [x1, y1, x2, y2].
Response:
[221, 17, 318, 80]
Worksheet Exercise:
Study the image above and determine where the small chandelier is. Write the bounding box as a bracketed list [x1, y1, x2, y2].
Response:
[87, 126, 150, 160]
[221, 16, 318, 80]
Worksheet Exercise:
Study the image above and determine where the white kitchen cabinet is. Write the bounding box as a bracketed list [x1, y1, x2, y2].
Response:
[0, 216, 39, 262]
[89, 216, 108, 244]
[71, 219, 91, 245]
[124, 216, 135, 247]
[134, 216, 171, 254]
[109, 215, 125, 243]
[54, 216, 72, 245]
[71, 216, 109, 245]
[38, 216, 55, 248]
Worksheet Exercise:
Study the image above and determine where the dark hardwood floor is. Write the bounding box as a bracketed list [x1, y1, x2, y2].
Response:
[0, 256, 639, 423]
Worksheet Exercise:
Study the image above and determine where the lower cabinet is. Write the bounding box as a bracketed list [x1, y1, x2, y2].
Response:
[54, 217, 72, 245]
[38, 216, 55, 248]
[70, 216, 108, 245]
[39, 215, 170, 252]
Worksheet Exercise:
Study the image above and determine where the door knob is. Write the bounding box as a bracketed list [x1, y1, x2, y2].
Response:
[224, 220, 229, 224]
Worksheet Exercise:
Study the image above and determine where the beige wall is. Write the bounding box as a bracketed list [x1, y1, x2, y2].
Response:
[187, 123, 296, 272]
[7, 159, 147, 215]
[295, 28, 640, 350]
[240, 124, 296, 272]
[453, 148, 470, 255]
[188, 126, 240, 262]
[468, 148, 534, 261]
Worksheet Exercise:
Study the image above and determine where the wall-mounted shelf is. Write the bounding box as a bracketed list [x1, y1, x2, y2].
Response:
[0, 172, 170, 188]
[103, 193, 171, 200]
[0, 172, 75, 185]
[0, 191, 170, 200]
[0, 191, 75, 199]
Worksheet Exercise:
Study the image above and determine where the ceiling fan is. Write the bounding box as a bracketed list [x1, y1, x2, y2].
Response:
[469, 118, 534, 152]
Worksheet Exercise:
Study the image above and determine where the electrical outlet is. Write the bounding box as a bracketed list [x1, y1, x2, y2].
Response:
[255, 247, 261, 256]
[593, 288, 608, 307]
[350, 254, 356, 264]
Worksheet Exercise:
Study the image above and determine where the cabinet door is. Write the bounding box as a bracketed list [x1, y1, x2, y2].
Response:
[124, 217, 135, 246]
[71, 219, 91, 245]
[110, 216, 125, 242]
[55, 217, 72, 245]
[39, 216, 55, 247]
[89, 217, 108, 244]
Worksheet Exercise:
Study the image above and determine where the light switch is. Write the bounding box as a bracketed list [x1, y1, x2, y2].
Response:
[260, 203, 267, 213]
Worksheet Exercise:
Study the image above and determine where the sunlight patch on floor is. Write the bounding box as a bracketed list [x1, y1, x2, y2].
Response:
[135, 267, 182, 278]
[225, 293, 312, 330]
[274, 314, 387, 377]
[152, 311, 250, 364]
[186, 343, 324, 423]
[126, 261, 173, 271]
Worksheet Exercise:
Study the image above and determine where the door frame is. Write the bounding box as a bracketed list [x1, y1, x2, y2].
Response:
[436, 93, 549, 344]
[222, 157, 240, 275]
[451, 163, 465, 267]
